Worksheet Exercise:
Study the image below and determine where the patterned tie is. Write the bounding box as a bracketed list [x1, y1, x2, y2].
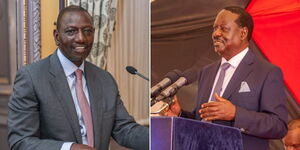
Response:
[74, 69, 94, 147]
[211, 63, 231, 101]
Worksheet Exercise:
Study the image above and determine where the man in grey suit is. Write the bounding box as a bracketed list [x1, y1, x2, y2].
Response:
[164, 6, 287, 150]
[8, 5, 148, 150]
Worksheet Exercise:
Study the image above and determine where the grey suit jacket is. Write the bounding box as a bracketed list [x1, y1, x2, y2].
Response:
[182, 50, 287, 150]
[8, 51, 149, 150]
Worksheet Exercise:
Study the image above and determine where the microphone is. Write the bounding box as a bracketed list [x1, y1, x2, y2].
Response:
[151, 69, 182, 98]
[155, 68, 198, 101]
[126, 66, 149, 81]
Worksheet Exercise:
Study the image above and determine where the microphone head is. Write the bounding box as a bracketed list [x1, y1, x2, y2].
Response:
[182, 68, 198, 85]
[126, 66, 137, 75]
[164, 69, 182, 83]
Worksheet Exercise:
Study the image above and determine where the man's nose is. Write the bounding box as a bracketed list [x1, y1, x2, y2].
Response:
[213, 28, 222, 38]
[75, 30, 86, 43]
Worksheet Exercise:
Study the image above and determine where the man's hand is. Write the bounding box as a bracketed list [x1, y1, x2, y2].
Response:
[163, 95, 181, 116]
[199, 93, 236, 121]
[71, 144, 96, 150]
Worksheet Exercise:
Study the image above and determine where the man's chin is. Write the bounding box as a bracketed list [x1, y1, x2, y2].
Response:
[214, 47, 224, 54]
[70, 56, 87, 63]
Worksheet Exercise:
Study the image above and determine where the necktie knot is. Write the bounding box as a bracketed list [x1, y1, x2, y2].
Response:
[221, 63, 231, 71]
[75, 69, 83, 80]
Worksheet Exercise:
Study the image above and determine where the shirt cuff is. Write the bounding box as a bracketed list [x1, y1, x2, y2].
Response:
[61, 142, 74, 150]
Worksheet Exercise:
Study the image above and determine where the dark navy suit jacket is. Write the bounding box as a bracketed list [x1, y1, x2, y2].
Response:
[182, 50, 288, 150]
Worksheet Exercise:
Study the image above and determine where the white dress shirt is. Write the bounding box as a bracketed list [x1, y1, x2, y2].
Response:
[57, 49, 91, 150]
[208, 48, 249, 101]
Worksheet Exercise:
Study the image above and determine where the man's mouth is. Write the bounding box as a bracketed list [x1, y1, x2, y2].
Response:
[213, 40, 223, 46]
[73, 46, 86, 53]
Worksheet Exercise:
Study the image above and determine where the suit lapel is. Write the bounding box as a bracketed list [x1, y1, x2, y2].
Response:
[202, 61, 221, 102]
[222, 50, 255, 99]
[85, 62, 104, 148]
[48, 52, 82, 143]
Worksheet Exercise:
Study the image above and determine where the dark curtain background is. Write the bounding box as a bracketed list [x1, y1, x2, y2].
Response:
[151, 0, 300, 149]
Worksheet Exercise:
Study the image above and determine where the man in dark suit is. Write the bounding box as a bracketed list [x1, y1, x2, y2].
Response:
[164, 6, 287, 150]
[8, 5, 148, 150]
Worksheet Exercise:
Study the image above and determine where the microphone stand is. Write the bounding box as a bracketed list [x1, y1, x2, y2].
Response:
[135, 72, 149, 81]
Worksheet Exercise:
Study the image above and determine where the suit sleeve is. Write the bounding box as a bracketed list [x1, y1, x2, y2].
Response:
[107, 74, 149, 150]
[8, 67, 64, 150]
[180, 110, 196, 118]
[234, 67, 288, 139]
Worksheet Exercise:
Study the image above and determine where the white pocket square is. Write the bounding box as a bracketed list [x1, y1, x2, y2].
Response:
[239, 81, 251, 93]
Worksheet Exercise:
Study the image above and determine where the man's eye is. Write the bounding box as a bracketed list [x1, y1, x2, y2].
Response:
[66, 30, 76, 35]
[83, 29, 93, 33]
[221, 27, 229, 32]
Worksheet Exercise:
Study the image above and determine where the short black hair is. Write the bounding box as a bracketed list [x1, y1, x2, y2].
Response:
[56, 5, 93, 30]
[224, 6, 254, 41]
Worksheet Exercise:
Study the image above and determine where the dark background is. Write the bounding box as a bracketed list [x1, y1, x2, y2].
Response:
[151, 0, 300, 149]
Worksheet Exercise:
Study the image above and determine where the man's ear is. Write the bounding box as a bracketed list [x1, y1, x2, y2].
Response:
[240, 27, 248, 41]
[53, 29, 60, 46]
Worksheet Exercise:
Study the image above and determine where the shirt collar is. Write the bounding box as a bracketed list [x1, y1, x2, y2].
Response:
[57, 48, 85, 77]
[221, 47, 249, 68]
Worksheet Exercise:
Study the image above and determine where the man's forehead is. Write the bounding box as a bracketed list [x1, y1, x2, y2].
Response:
[214, 10, 239, 24]
[59, 11, 93, 28]
[61, 11, 92, 23]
